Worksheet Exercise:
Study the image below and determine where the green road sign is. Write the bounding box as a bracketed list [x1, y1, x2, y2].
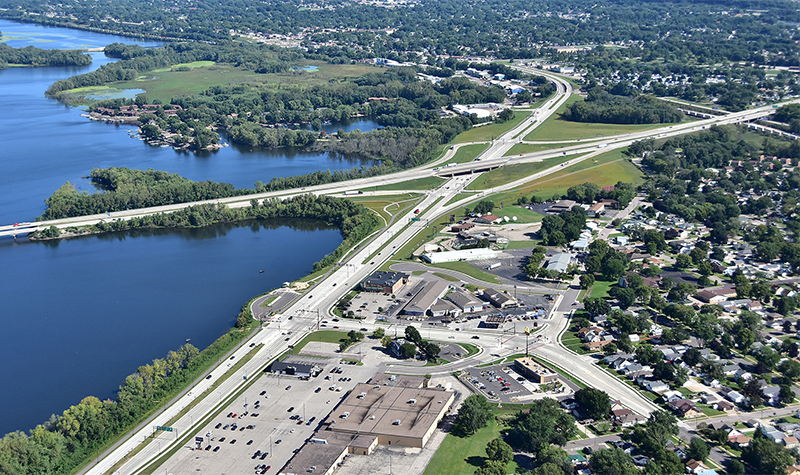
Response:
[411, 218, 420, 222]
[157, 425, 174, 432]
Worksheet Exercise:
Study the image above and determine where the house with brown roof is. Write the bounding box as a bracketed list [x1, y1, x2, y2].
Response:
[668, 399, 702, 418]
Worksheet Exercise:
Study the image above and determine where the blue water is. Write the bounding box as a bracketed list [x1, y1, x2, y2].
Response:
[0, 19, 365, 435]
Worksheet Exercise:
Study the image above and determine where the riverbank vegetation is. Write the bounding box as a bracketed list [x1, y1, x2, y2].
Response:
[0, 42, 91, 69]
[34, 193, 380, 274]
[0, 322, 258, 475]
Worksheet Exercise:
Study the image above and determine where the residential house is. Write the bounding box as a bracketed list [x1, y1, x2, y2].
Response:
[784, 436, 799, 449]
[763, 386, 781, 406]
[725, 390, 746, 404]
[668, 399, 703, 418]
[686, 459, 711, 473]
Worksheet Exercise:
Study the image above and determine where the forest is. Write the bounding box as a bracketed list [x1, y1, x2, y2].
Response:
[39, 167, 251, 220]
[561, 88, 683, 125]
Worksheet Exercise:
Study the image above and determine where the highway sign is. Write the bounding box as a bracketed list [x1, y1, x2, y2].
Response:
[411, 218, 420, 222]
[157, 426, 174, 432]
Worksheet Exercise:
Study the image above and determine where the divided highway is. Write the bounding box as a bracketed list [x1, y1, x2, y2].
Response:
[29, 71, 796, 474]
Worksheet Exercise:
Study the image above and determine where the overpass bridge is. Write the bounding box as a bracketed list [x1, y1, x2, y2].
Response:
[434, 158, 509, 177]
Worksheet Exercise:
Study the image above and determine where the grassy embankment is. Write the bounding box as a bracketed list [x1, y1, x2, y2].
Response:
[443, 143, 491, 165]
[452, 113, 529, 144]
[523, 95, 680, 141]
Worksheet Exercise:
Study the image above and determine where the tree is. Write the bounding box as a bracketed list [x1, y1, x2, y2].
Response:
[726, 459, 745, 475]
[780, 359, 800, 382]
[405, 325, 421, 344]
[682, 347, 702, 366]
[381, 335, 392, 348]
[603, 343, 618, 355]
[609, 286, 636, 309]
[453, 394, 494, 436]
[674, 254, 692, 269]
[580, 273, 595, 289]
[742, 434, 795, 475]
[688, 437, 710, 462]
[400, 342, 416, 359]
[574, 387, 611, 420]
[590, 448, 638, 475]
[779, 384, 795, 405]
[584, 297, 611, 316]
[474, 199, 495, 215]
[485, 438, 513, 465]
[475, 460, 505, 475]
[508, 399, 576, 453]
[373, 327, 385, 339]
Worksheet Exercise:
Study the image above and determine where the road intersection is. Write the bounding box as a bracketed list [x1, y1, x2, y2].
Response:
[63, 72, 794, 474]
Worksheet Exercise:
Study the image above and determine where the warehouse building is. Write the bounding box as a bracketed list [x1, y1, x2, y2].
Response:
[421, 248, 499, 264]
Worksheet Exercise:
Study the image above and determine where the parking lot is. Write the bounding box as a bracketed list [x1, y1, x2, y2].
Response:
[461, 362, 573, 404]
[163, 358, 381, 475]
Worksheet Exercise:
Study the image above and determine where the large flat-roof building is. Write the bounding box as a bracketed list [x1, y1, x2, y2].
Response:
[481, 288, 517, 309]
[269, 360, 321, 378]
[361, 271, 408, 294]
[421, 248, 499, 264]
[325, 382, 455, 448]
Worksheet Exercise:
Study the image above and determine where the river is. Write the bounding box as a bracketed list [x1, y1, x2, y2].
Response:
[0, 19, 377, 435]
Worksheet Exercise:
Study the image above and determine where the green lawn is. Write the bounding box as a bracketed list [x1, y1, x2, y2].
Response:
[113, 60, 380, 103]
[429, 261, 500, 284]
[444, 143, 491, 165]
[346, 194, 419, 224]
[485, 149, 645, 205]
[446, 192, 478, 207]
[453, 113, 529, 144]
[367, 176, 446, 192]
[492, 205, 544, 223]
[467, 155, 574, 190]
[562, 333, 589, 354]
[588, 281, 614, 299]
[504, 142, 575, 156]
[505, 241, 539, 250]
[423, 419, 519, 475]
[433, 272, 460, 282]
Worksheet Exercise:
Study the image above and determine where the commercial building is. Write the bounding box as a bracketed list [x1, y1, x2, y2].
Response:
[548, 200, 577, 214]
[545, 253, 574, 273]
[325, 382, 455, 448]
[361, 271, 408, 294]
[447, 288, 484, 313]
[269, 360, 321, 378]
[278, 432, 378, 475]
[421, 248, 499, 264]
[481, 288, 517, 309]
[514, 357, 558, 384]
[402, 280, 450, 316]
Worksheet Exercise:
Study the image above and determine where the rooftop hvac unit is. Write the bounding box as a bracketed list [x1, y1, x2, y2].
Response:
[409, 399, 417, 404]
[393, 419, 402, 425]
[341, 412, 350, 419]
[358, 392, 367, 399]
[370, 415, 376, 420]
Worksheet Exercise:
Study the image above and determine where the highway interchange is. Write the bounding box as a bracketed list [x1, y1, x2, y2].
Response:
[27, 68, 798, 474]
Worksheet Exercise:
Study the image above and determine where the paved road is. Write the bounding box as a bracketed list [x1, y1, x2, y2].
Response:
[71, 71, 775, 473]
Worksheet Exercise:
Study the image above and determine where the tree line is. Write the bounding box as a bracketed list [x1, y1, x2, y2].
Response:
[0, 43, 91, 69]
[34, 193, 380, 275]
[562, 88, 683, 125]
[0, 322, 256, 475]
